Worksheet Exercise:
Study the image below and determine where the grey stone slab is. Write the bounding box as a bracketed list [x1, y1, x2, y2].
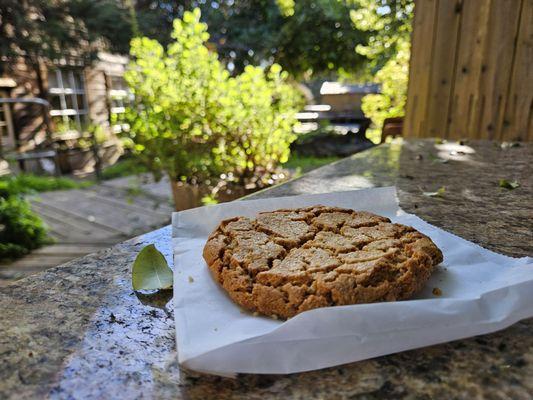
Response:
[101, 173, 173, 201]
[1, 140, 532, 399]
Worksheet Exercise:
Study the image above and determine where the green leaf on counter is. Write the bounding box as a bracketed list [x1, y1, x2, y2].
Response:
[132, 244, 173, 291]
[423, 186, 446, 197]
[499, 179, 520, 190]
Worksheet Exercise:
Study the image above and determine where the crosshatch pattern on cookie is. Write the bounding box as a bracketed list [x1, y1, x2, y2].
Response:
[203, 206, 443, 319]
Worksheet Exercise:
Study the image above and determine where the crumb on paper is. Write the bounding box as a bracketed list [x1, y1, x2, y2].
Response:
[252, 312, 259, 317]
[214, 327, 218, 332]
[432, 287, 442, 296]
[188, 276, 194, 283]
[271, 314, 279, 320]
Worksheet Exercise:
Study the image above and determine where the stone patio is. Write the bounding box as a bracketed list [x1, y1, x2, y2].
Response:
[0, 175, 174, 286]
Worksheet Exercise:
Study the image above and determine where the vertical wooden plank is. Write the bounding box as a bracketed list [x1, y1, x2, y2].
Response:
[501, 0, 533, 141]
[404, 0, 439, 138]
[475, 0, 522, 140]
[447, 0, 492, 140]
[405, 0, 531, 141]
[425, 0, 462, 138]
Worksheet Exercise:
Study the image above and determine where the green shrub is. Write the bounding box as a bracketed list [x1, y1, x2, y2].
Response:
[123, 8, 302, 185]
[218, 64, 302, 181]
[0, 173, 88, 261]
[0, 196, 50, 261]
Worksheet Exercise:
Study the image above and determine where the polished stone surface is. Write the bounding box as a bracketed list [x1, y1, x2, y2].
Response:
[1, 139, 532, 399]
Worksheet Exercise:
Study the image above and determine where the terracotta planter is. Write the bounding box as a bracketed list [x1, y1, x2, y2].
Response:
[170, 181, 210, 211]
[170, 180, 263, 211]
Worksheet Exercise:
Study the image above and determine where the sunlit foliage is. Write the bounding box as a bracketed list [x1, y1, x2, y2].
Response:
[123, 9, 303, 184]
[351, 0, 414, 141]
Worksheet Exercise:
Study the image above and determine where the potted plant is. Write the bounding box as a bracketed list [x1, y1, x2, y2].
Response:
[123, 9, 302, 210]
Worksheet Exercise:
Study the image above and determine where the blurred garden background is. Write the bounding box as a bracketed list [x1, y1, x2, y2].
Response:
[2, 0, 530, 280]
[1, 0, 411, 277]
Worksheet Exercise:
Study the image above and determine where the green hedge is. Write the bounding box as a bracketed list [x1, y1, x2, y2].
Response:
[0, 174, 92, 197]
[0, 196, 50, 261]
[0, 174, 88, 261]
[123, 9, 303, 186]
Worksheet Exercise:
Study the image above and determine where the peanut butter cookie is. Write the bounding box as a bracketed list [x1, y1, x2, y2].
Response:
[203, 206, 443, 319]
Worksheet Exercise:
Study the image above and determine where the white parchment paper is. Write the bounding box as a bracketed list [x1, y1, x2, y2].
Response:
[172, 187, 533, 376]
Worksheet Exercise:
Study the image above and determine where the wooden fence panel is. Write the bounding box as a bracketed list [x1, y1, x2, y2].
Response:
[405, 0, 533, 141]
[501, 0, 533, 141]
[424, 0, 462, 138]
[447, 0, 491, 140]
[477, 0, 522, 140]
[404, 0, 439, 137]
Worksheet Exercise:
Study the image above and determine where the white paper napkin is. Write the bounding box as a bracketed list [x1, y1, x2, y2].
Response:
[172, 187, 533, 376]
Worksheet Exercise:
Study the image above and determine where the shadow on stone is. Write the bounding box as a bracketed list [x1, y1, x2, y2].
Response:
[135, 288, 173, 310]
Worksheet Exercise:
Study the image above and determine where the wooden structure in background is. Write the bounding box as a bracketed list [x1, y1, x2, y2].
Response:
[405, 0, 532, 141]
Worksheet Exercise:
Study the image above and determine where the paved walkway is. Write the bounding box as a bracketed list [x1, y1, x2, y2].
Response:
[0, 175, 174, 286]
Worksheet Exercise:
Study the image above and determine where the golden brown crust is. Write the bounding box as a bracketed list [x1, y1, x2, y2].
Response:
[203, 206, 443, 319]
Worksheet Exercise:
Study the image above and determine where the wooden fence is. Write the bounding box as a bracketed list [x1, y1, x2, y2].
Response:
[405, 0, 532, 141]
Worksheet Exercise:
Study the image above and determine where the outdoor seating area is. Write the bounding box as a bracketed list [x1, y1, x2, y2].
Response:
[0, 1, 531, 399]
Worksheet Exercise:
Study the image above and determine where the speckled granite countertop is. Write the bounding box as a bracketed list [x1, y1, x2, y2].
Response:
[1, 139, 532, 399]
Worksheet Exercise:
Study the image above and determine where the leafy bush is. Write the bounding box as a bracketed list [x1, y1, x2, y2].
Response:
[0, 196, 50, 261]
[218, 64, 302, 182]
[123, 8, 302, 186]
[0, 174, 88, 261]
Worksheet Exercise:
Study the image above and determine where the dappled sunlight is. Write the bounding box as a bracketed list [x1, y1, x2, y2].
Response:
[435, 142, 475, 154]
[434, 142, 486, 166]
[289, 173, 375, 196]
[325, 174, 375, 189]
[461, 188, 484, 202]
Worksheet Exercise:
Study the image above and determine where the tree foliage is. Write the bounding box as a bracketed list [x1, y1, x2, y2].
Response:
[350, 0, 414, 141]
[1, 1, 370, 80]
[123, 9, 302, 185]
[1, 0, 414, 145]
[201, 0, 368, 78]
[0, 0, 132, 65]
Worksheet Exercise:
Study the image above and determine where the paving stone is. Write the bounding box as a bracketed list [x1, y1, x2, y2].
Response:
[0, 176, 174, 285]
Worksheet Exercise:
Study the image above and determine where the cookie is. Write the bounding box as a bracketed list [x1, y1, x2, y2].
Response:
[203, 206, 443, 319]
